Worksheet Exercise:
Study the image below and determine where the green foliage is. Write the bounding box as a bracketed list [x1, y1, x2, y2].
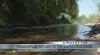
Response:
[0, 15, 5, 23]
[0, 0, 79, 26]
[71, 14, 88, 24]
[72, 13, 100, 24]
[96, 0, 100, 15]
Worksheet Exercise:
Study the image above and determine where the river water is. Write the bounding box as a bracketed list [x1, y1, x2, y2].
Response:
[0, 24, 91, 43]
[1, 24, 100, 55]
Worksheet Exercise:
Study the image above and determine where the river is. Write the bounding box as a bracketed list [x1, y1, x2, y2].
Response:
[0, 24, 91, 43]
[0, 24, 99, 55]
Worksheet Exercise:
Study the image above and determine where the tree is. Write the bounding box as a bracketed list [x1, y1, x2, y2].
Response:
[0, 0, 79, 26]
[92, 0, 100, 23]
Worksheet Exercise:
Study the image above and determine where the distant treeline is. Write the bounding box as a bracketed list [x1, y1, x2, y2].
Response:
[0, 0, 79, 26]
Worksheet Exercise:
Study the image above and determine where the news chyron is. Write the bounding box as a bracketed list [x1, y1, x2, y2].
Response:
[0, 41, 99, 52]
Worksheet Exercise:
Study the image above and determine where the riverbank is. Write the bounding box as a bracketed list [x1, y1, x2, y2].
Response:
[84, 23, 100, 41]
[84, 23, 100, 26]
[0, 24, 99, 55]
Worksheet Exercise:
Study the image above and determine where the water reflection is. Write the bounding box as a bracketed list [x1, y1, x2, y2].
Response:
[0, 24, 92, 55]
[0, 24, 91, 43]
[77, 25, 91, 39]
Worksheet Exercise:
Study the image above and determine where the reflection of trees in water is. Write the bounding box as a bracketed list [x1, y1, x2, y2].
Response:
[0, 25, 78, 43]
[52, 25, 77, 40]
[33, 25, 78, 40]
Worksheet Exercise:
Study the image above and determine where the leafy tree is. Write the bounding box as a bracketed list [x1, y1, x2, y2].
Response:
[0, 0, 79, 26]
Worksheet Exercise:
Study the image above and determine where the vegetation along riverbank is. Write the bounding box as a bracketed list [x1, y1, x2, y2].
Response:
[0, 0, 100, 55]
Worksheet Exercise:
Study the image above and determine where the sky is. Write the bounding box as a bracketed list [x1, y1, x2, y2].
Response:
[78, 0, 97, 17]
